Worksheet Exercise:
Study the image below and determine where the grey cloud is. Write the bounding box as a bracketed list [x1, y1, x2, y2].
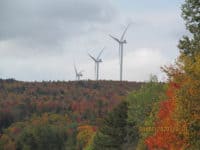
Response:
[0, 0, 117, 49]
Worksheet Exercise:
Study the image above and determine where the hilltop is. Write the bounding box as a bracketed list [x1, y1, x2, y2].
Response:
[0, 79, 143, 132]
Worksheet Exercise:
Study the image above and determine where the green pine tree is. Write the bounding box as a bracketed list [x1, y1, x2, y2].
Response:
[178, 0, 200, 58]
[92, 101, 128, 150]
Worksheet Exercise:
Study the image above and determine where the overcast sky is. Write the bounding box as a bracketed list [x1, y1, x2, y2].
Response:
[0, 0, 186, 81]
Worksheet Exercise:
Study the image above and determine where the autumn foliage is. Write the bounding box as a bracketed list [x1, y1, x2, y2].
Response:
[144, 0, 200, 149]
[0, 80, 142, 149]
[77, 125, 96, 149]
[145, 83, 188, 149]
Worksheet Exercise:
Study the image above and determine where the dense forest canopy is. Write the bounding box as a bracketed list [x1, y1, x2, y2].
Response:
[0, 79, 145, 149]
[0, 79, 143, 128]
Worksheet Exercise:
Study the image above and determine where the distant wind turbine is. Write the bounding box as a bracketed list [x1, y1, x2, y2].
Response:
[109, 24, 131, 81]
[88, 47, 104, 80]
[74, 64, 83, 81]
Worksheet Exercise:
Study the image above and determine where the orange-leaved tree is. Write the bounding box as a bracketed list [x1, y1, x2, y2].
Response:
[145, 83, 189, 149]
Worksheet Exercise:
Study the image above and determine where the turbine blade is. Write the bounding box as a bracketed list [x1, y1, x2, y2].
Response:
[109, 35, 120, 43]
[74, 64, 78, 75]
[120, 24, 131, 41]
[97, 47, 105, 59]
[88, 53, 96, 61]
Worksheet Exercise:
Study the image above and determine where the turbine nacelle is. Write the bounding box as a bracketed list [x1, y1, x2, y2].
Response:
[109, 36, 127, 44]
[120, 40, 127, 44]
[97, 59, 103, 62]
[77, 71, 83, 76]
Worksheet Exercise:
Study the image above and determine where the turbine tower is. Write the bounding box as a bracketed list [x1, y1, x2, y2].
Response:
[109, 24, 130, 81]
[74, 64, 83, 81]
[88, 48, 104, 80]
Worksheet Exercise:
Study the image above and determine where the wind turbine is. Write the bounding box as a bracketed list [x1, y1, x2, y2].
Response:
[88, 48, 104, 80]
[74, 64, 83, 81]
[109, 24, 130, 81]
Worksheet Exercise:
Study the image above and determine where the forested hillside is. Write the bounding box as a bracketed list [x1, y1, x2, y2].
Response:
[0, 79, 143, 149]
[0, 79, 143, 129]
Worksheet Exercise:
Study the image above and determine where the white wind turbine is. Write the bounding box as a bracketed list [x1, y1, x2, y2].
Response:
[109, 24, 130, 81]
[74, 64, 83, 81]
[88, 48, 104, 80]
